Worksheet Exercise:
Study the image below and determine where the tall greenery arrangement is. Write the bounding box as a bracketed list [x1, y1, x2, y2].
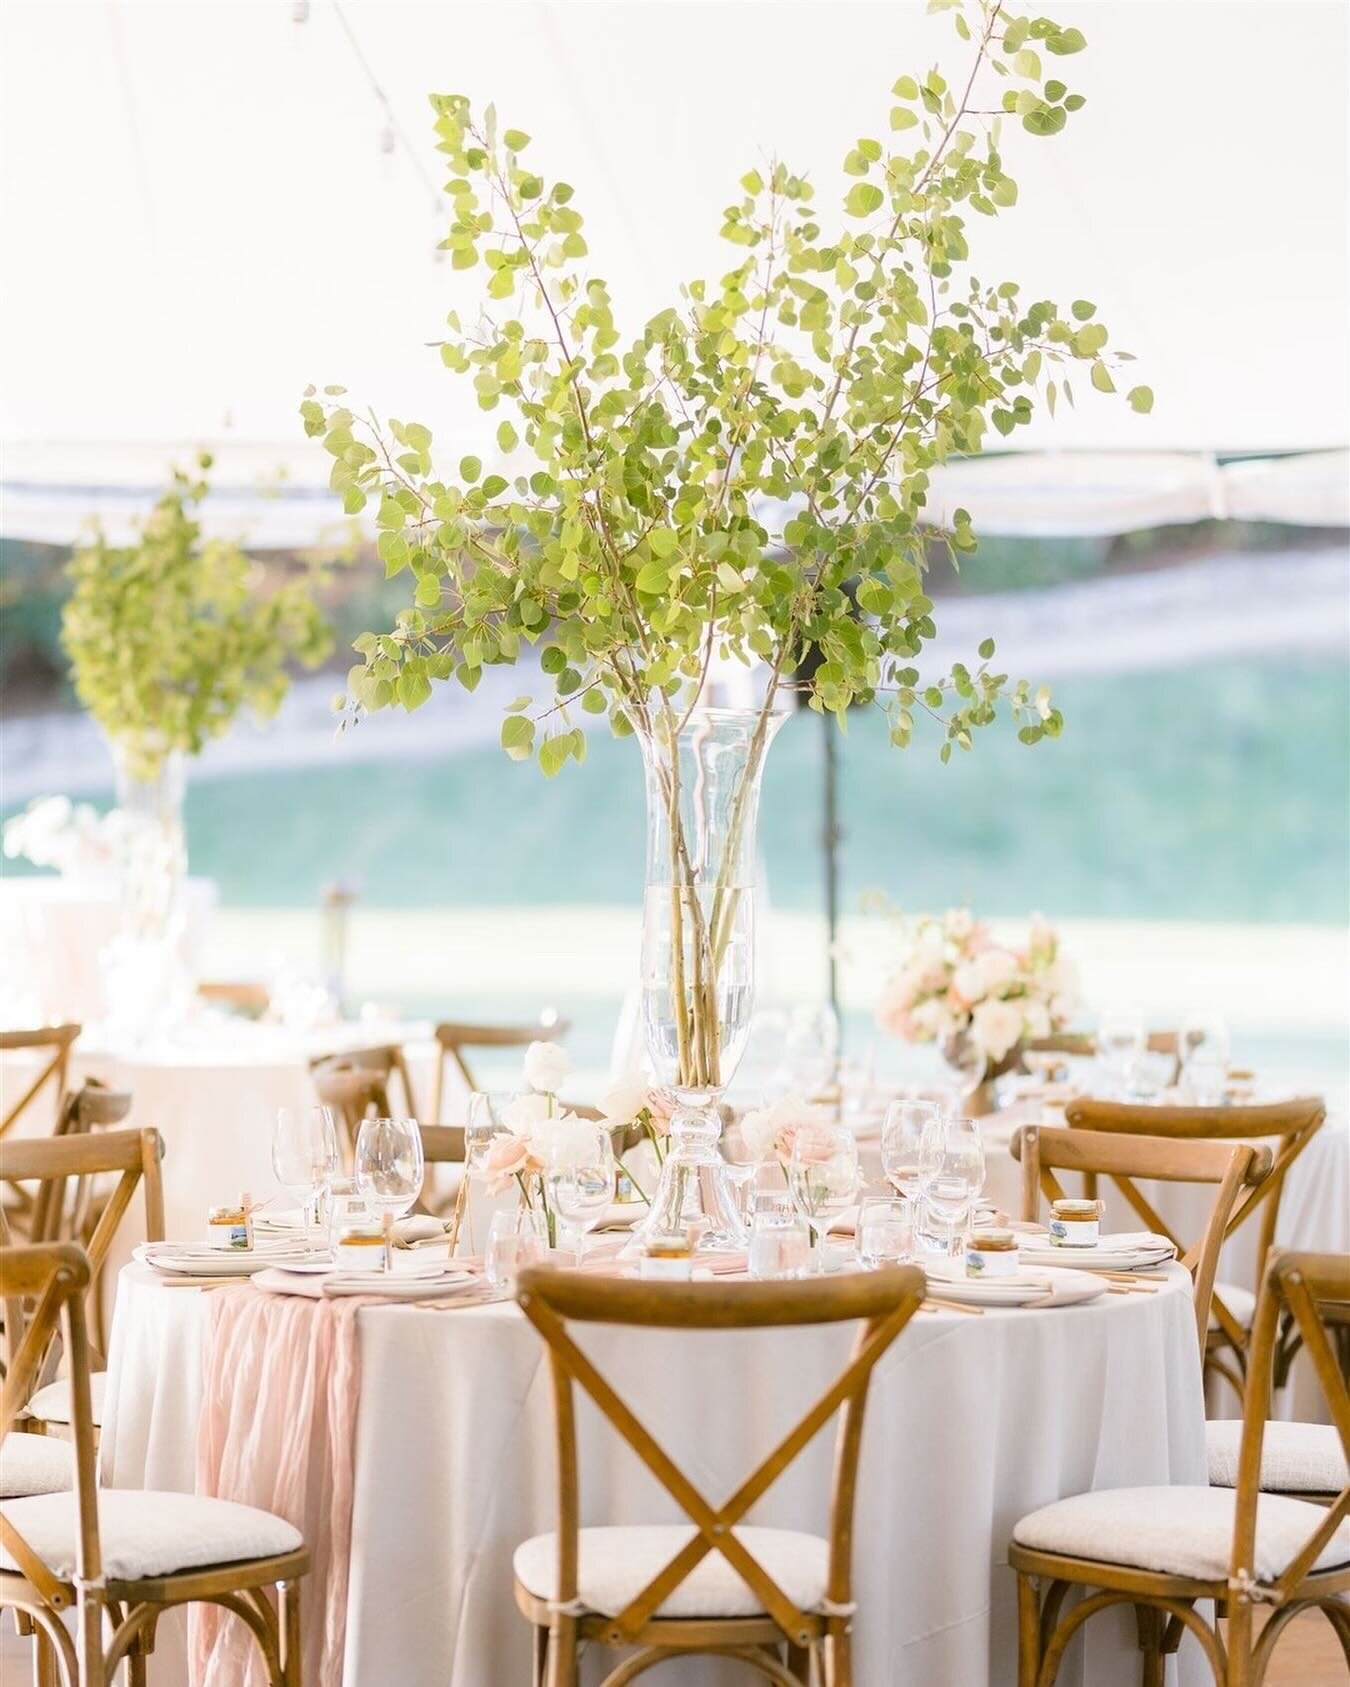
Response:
[63, 458, 336, 782]
[309, 0, 1150, 1092]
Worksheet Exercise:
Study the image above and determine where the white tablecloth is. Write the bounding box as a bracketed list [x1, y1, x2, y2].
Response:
[102, 1263, 1208, 1687]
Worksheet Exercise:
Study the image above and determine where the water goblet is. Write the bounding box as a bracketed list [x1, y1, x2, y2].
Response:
[926, 1115, 985, 1258]
[354, 1115, 424, 1229]
[787, 1124, 860, 1272]
[1179, 1009, 1230, 1105]
[1097, 1008, 1146, 1098]
[545, 1127, 615, 1256]
[271, 1104, 340, 1242]
[881, 1098, 943, 1241]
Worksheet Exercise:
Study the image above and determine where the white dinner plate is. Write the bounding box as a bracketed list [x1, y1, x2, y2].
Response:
[1015, 1231, 1176, 1272]
[924, 1262, 1109, 1308]
[136, 1241, 327, 1277]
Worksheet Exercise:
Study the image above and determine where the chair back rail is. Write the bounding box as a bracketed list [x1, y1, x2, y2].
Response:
[1231, 1250, 1350, 1604]
[1063, 1095, 1326, 1275]
[1027, 1030, 1181, 1080]
[0, 1024, 81, 1141]
[515, 1265, 924, 1648]
[310, 1045, 417, 1158]
[429, 1015, 571, 1121]
[1, 1127, 164, 1375]
[1012, 1124, 1266, 1353]
[28, 1080, 134, 1248]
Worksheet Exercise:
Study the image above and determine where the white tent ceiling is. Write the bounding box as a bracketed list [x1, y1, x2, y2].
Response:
[2, 0, 1347, 537]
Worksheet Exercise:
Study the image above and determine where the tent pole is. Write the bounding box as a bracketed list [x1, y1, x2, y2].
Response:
[822, 713, 842, 1036]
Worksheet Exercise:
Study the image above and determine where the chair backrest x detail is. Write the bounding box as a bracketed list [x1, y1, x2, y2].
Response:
[429, 1015, 571, 1122]
[1013, 1124, 1266, 1352]
[515, 1265, 924, 1650]
[1231, 1249, 1350, 1595]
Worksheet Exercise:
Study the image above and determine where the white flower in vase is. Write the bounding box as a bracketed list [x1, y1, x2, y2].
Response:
[524, 1040, 572, 1096]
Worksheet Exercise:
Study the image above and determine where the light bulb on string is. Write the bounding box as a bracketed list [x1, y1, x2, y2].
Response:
[291, 1, 310, 24]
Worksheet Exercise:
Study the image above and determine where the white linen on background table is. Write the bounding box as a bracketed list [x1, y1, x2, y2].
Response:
[102, 1263, 1208, 1687]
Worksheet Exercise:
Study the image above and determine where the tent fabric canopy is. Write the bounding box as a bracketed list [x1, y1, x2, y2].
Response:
[1, 0, 1347, 537]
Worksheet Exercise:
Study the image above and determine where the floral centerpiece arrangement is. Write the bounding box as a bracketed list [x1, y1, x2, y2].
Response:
[876, 908, 1077, 1108]
[3, 795, 128, 883]
[480, 1041, 595, 1243]
[740, 1095, 834, 1170]
[310, 1, 1147, 1242]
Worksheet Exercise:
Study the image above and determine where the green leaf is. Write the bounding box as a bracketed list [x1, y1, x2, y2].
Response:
[503, 128, 530, 151]
[1090, 360, 1116, 393]
[1021, 104, 1067, 136]
[501, 715, 534, 760]
[539, 734, 570, 777]
[978, 637, 995, 659]
[1047, 27, 1087, 55]
[497, 420, 519, 452]
[1127, 385, 1154, 414]
[635, 561, 669, 593]
[889, 107, 919, 132]
[891, 75, 919, 99]
[397, 666, 432, 710]
[459, 455, 482, 483]
[1071, 299, 1096, 321]
[844, 182, 885, 217]
[740, 169, 764, 194]
[649, 529, 679, 558]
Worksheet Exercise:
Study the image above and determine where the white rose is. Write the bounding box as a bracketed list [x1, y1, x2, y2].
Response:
[531, 1111, 601, 1171]
[951, 961, 986, 1005]
[975, 947, 1019, 995]
[740, 1094, 826, 1162]
[1023, 998, 1052, 1041]
[971, 998, 1025, 1063]
[598, 1078, 650, 1128]
[524, 1040, 572, 1095]
[910, 997, 948, 1039]
[502, 1091, 551, 1133]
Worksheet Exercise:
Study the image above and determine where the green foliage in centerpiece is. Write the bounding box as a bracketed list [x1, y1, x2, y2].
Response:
[62, 457, 338, 781]
[311, 0, 1149, 768]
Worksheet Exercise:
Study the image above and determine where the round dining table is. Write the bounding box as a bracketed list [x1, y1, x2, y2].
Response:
[102, 1260, 1208, 1687]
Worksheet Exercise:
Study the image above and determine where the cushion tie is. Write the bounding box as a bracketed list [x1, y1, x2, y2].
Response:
[1227, 1568, 1281, 1606]
[547, 1597, 589, 1617]
[819, 1596, 856, 1618]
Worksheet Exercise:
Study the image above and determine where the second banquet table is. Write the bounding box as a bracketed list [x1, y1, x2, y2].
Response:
[103, 1261, 1208, 1687]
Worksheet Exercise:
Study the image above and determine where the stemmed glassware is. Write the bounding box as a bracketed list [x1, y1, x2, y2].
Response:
[1179, 1009, 1230, 1105]
[925, 1115, 985, 1258]
[787, 1124, 859, 1271]
[881, 1099, 943, 1241]
[1097, 1008, 1146, 1098]
[354, 1116, 425, 1228]
[545, 1127, 616, 1257]
[271, 1104, 340, 1243]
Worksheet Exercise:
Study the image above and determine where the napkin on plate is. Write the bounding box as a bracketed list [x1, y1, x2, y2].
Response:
[1015, 1231, 1177, 1271]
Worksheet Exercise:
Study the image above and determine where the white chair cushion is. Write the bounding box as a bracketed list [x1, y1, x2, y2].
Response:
[1013, 1486, 1350, 1583]
[1206, 1420, 1348, 1495]
[513, 1525, 829, 1620]
[24, 1370, 107, 1429]
[0, 1489, 302, 1581]
[1209, 1282, 1256, 1330]
[0, 1436, 74, 1499]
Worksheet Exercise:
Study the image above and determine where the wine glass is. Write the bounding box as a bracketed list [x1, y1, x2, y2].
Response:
[784, 1004, 840, 1096]
[545, 1128, 615, 1256]
[1097, 1008, 1145, 1098]
[354, 1116, 425, 1227]
[881, 1099, 944, 1202]
[787, 1124, 859, 1271]
[926, 1116, 985, 1258]
[464, 1091, 513, 1172]
[272, 1105, 340, 1241]
[1179, 1009, 1230, 1105]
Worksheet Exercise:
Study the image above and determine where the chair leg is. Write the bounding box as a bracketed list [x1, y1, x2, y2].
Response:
[1135, 1603, 1164, 1687]
[823, 1619, 851, 1687]
[32, 1628, 59, 1687]
[546, 1614, 578, 1687]
[786, 1640, 811, 1685]
[532, 1621, 549, 1687]
[279, 1579, 302, 1687]
[1016, 1574, 1041, 1687]
[1225, 1598, 1254, 1687]
[77, 1588, 105, 1687]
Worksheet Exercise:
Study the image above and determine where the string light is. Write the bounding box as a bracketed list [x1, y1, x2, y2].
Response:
[292, 1, 310, 24]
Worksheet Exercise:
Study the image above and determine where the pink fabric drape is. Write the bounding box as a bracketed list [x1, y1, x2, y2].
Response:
[192, 1287, 367, 1687]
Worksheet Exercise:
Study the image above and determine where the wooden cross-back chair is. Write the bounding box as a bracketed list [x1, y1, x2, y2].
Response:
[0, 1241, 308, 1687]
[308, 1045, 417, 1149]
[429, 1014, 571, 1123]
[310, 1059, 466, 1224]
[1009, 1249, 1350, 1687]
[512, 1264, 926, 1687]
[1026, 1030, 1182, 1082]
[26, 1081, 133, 1252]
[1012, 1125, 1267, 1354]
[0, 1024, 82, 1233]
[1, 1129, 164, 1431]
[1063, 1096, 1326, 1399]
[198, 980, 271, 1020]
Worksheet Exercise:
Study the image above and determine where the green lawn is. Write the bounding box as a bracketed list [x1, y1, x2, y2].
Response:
[4, 657, 1347, 924]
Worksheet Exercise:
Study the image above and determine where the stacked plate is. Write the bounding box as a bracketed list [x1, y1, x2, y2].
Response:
[252, 1261, 480, 1301]
[1015, 1231, 1177, 1272]
[924, 1260, 1109, 1308]
[136, 1240, 329, 1278]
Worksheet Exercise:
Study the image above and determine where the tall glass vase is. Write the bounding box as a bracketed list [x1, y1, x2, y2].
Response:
[635, 699, 786, 1250]
[102, 737, 192, 1041]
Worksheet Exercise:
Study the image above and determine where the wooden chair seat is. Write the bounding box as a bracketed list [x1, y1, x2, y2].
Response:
[0, 1436, 72, 1499]
[514, 1523, 830, 1622]
[1206, 1420, 1348, 1498]
[1013, 1486, 1350, 1584]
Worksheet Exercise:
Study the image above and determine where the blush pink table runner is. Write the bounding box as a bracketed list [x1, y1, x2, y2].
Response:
[192, 1286, 366, 1687]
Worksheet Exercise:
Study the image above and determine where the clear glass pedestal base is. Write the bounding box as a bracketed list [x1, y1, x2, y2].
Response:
[633, 1100, 747, 1252]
